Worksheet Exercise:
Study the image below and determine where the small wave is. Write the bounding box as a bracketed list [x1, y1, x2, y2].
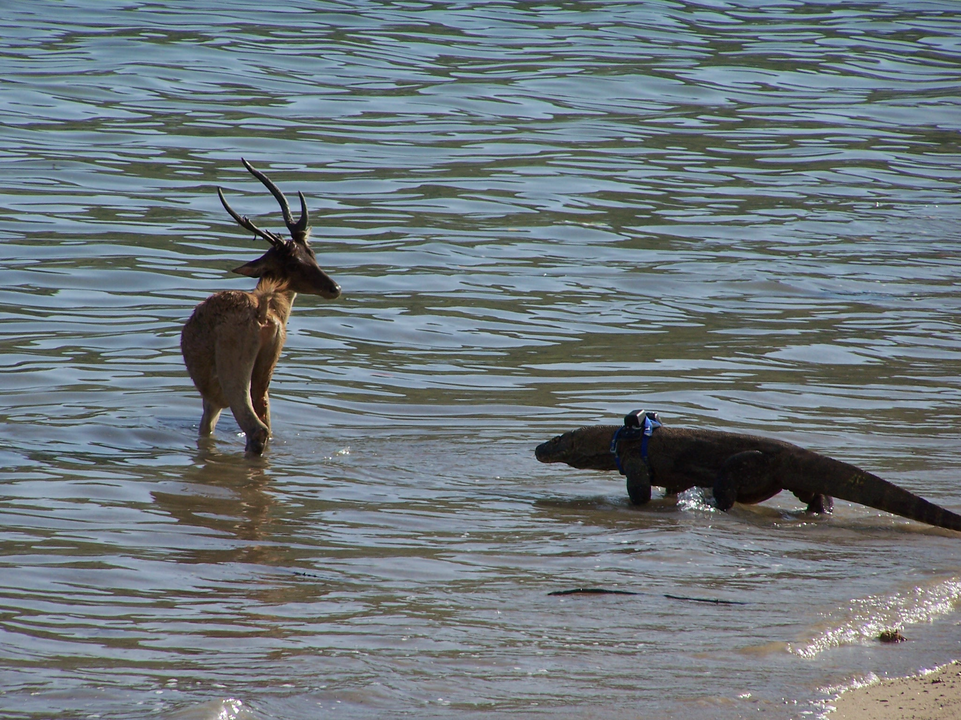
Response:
[166, 697, 254, 720]
[790, 577, 961, 659]
[323, 445, 351, 461]
[819, 671, 882, 701]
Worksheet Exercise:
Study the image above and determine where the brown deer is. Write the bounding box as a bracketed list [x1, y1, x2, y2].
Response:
[181, 159, 341, 455]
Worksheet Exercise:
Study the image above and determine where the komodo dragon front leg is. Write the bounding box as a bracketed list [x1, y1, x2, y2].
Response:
[713, 450, 833, 514]
[619, 451, 652, 505]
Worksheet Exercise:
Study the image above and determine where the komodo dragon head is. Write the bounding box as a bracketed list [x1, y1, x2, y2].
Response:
[535, 425, 619, 471]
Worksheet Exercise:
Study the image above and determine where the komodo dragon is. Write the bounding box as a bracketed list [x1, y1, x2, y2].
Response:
[534, 412, 961, 532]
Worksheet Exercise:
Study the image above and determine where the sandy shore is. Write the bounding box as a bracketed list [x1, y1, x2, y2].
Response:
[827, 661, 961, 720]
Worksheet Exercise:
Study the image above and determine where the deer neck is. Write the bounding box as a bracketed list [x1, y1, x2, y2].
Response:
[254, 277, 296, 326]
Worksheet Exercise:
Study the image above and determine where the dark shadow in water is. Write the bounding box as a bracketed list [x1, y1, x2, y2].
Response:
[531, 492, 696, 531]
[532, 489, 833, 532]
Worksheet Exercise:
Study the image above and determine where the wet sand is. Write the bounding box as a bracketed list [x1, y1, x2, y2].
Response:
[828, 661, 961, 720]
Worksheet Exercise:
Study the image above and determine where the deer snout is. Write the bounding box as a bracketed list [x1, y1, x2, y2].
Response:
[292, 266, 341, 299]
[304, 265, 341, 299]
[321, 279, 342, 300]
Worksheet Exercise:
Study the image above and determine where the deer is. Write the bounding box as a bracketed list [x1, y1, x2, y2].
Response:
[181, 158, 341, 455]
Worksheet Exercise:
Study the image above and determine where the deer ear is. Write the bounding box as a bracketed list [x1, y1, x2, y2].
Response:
[232, 256, 266, 277]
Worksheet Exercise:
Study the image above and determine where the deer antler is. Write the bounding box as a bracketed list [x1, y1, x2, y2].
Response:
[241, 158, 310, 241]
[216, 187, 287, 247]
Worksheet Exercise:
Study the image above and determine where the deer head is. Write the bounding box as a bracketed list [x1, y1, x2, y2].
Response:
[217, 158, 341, 299]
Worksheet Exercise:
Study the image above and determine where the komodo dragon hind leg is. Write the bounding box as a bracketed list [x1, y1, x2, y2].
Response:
[713, 450, 782, 511]
[791, 490, 834, 514]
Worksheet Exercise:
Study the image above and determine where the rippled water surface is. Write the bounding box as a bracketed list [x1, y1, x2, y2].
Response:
[2, 2, 961, 718]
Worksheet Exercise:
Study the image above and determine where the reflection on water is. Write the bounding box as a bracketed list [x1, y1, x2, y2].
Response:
[152, 443, 277, 560]
[1, 1, 961, 719]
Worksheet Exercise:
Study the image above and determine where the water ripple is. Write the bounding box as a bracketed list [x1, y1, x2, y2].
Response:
[2, 2, 961, 719]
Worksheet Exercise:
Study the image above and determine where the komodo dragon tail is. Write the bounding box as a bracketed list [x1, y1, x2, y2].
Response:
[814, 456, 961, 532]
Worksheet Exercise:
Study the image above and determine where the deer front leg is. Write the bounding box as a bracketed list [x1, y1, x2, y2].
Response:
[251, 387, 270, 428]
[199, 399, 223, 436]
[215, 326, 270, 455]
[250, 357, 272, 428]
[250, 319, 285, 430]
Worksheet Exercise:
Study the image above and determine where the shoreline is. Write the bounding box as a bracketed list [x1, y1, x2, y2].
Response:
[825, 660, 961, 720]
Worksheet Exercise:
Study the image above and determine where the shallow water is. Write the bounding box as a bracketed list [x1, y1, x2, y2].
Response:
[2, 1, 961, 718]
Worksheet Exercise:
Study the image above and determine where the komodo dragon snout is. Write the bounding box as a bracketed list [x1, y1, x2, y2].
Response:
[536, 426, 618, 471]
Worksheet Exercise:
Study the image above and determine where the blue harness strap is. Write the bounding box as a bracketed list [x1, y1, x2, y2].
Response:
[610, 409, 662, 475]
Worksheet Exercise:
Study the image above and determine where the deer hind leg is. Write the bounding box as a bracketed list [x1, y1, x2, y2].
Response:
[215, 324, 270, 455]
